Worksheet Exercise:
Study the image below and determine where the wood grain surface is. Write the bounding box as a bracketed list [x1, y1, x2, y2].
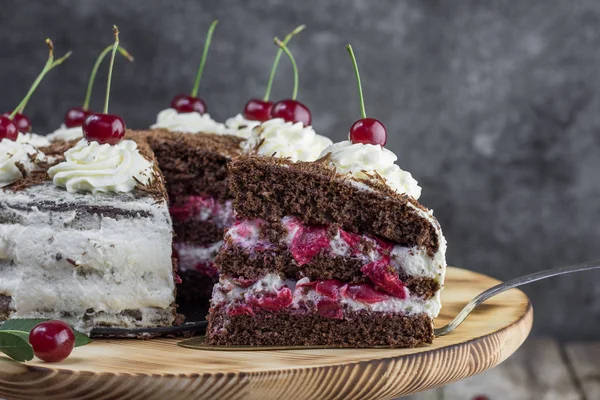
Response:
[0, 267, 533, 400]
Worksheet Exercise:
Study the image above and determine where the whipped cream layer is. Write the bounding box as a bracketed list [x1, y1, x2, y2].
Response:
[0, 139, 46, 187]
[46, 124, 84, 142]
[48, 139, 155, 194]
[319, 140, 422, 199]
[225, 216, 445, 282]
[245, 118, 333, 162]
[174, 242, 222, 275]
[151, 108, 230, 135]
[211, 273, 441, 318]
[0, 182, 176, 333]
[16, 132, 51, 148]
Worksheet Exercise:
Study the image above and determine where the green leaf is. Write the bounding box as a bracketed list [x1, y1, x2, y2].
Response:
[0, 318, 48, 332]
[74, 332, 92, 347]
[0, 318, 91, 347]
[0, 331, 33, 362]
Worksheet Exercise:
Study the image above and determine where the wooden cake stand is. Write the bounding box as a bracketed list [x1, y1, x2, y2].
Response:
[0, 267, 533, 400]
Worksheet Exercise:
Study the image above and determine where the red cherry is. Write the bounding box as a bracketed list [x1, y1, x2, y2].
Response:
[2, 112, 31, 133]
[227, 304, 255, 317]
[271, 99, 311, 126]
[64, 107, 90, 128]
[315, 279, 345, 299]
[249, 287, 293, 310]
[83, 113, 126, 145]
[170, 94, 206, 114]
[243, 99, 273, 122]
[342, 283, 389, 304]
[316, 298, 343, 319]
[361, 258, 406, 299]
[0, 116, 18, 141]
[349, 117, 387, 146]
[290, 225, 329, 265]
[28, 320, 76, 363]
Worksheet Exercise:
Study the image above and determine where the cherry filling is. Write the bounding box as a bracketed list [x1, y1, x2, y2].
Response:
[169, 196, 235, 227]
[218, 274, 406, 320]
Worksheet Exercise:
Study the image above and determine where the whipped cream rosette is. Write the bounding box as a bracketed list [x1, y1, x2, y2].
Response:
[46, 124, 84, 142]
[0, 138, 46, 187]
[318, 140, 422, 199]
[245, 118, 332, 162]
[48, 138, 155, 194]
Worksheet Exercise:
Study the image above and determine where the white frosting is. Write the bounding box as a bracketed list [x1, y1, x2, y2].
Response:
[212, 273, 441, 318]
[318, 140, 422, 199]
[0, 182, 176, 334]
[0, 139, 45, 187]
[48, 139, 155, 194]
[46, 124, 84, 142]
[224, 114, 261, 139]
[16, 132, 51, 148]
[245, 118, 333, 162]
[151, 108, 230, 134]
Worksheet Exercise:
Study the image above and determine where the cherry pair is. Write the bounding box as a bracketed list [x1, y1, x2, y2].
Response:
[0, 39, 71, 141]
[243, 28, 311, 125]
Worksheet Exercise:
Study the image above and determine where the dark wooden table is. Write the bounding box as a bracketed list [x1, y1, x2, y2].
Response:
[403, 338, 599, 399]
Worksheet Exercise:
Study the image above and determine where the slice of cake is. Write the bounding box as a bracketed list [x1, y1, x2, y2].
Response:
[0, 131, 178, 334]
[206, 137, 446, 347]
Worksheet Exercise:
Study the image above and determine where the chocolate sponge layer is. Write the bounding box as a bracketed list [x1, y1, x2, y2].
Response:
[206, 306, 434, 348]
[215, 245, 440, 300]
[228, 156, 440, 257]
[147, 129, 243, 200]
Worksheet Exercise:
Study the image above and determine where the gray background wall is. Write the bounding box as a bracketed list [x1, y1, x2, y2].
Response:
[1, 0, 599, 339]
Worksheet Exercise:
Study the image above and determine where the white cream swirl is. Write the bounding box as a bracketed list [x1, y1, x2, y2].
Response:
[48, 139, 155, 194]
[246, 118, 333, 162]
[46, 124, 84, 142]
[16, 132, 51, 148]
[151, 108, 230, 134]
[0, 139, 45, 187]
[224, 114, 261, 139]
[318, 140, 422, 199]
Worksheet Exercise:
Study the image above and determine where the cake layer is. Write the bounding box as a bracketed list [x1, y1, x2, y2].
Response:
[207, 307, 433, 348]
[170, 196, 235, 245]
[215, 216, 443, 299]
[210, 274, 441, 318]
[0, 182, 177, 333]
[147, 129, 243, 199]
[207, 273, 436, 347]
[228, 156, 442, 256]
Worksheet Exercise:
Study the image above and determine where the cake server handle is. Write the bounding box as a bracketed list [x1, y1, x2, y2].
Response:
[434, 259, 600, 337]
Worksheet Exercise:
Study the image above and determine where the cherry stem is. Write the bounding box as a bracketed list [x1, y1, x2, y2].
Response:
[263, 25, 305, 102]
[104, 26, 120, 115]
[346, 44, 367, 119]
[83, 45, 134, 111]
[191, 20, 218, 98]
[274, 38, 298, 101]
[10, 39, 72, 119]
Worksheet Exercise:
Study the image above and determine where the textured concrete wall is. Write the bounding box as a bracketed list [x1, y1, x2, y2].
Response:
[1, 0, 599, 339]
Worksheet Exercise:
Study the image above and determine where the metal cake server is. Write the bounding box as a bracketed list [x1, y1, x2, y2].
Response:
[434, 259, 600, 337]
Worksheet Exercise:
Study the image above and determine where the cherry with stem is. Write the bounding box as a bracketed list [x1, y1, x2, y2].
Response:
[64, 45, 134, 128]
[270, 37, 311, 126]
[83, 26, 126, 145]
[346, 44, 387, 146]
[171, 20, 219, 114]
[243, 25, 305, 122]
[0, 39, 72, 140]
